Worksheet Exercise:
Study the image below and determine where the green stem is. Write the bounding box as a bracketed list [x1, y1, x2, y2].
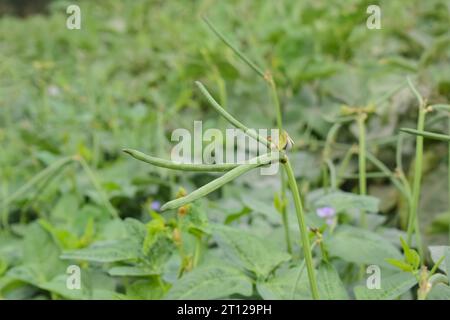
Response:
[400, 128, 450, 142]
[77, 156, 118, 219]
[202, 16, 266, 79]
[283, 157, 319, 299]
[448, 118, 450, 243]
[406, 108, 426, 254]
[1, 156, 74, 227]
[357, 114, 367, 228]
[268, 77, 292, 254]
[193, 235, 202, 268]
[195, 81, 273, 149]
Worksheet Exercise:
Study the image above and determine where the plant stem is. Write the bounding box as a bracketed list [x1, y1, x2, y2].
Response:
[283, 157, 319, 299]
[193, 235, 202, 268]
[400, 128, 450, 142]
[448, 117, 450, 243]
[76, 156, 118, 219]
[195, 81, 273, 149]
[268, 76, 292, 254]
[357, 114, 367, 228]
[406, 107, 426, 256]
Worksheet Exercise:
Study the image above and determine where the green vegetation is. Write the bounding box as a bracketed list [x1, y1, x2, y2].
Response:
[1, 0, 450, 300]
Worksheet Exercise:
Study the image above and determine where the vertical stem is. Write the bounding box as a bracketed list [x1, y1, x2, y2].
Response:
[77, 156, 118, 219]
[193, 235, 202, 268]
[283, 157, 319, 299]
[448, 118, 450, 244]
[407, 107, 426, 256]
[357, 114, 367, 228]
[268, 76, 292, 254]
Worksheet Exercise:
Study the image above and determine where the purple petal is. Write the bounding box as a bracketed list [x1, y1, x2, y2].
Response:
[316, 206, 335, 218]
[151, 201, 161, 211]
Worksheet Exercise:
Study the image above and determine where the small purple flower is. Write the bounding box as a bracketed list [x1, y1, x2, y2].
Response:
[316, 207, 335, 219]
[151, 200, 161, 212]
[325, 218, 334, 226]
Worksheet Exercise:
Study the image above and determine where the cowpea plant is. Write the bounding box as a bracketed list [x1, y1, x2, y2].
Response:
[124, 80, 320, 299]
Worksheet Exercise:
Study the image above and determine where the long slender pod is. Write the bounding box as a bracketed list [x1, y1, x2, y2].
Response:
[123, 148, 239, 172]
[161, 152, 281, 211]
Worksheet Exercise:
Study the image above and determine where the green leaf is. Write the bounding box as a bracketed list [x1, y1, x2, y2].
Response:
[328, 226, 402, 268]
[317, 262, 349, 299]
[310, 190, 379, 213]
[400, 237, 420, 270]
[60, 241, 139, 263]
[257, 267, 312, 300]
[385, 258, 414, 272]
[165, 264, 253, 299]
[429, 246, 450, 283]
[21, 222, 65, 282]
[354, 272, 417, 300]
[108, 266, 159, 277]
[427, 283, 450, 300]
[126, 278, 168, 300]
[212, 224, 290, 278]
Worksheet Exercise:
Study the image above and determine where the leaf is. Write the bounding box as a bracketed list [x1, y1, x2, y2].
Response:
[126, 278, 168, 300]
[427, 283, 450, 300]
[257, 267, 312, 300]
[165, 264, 253, 299]
[309, 190, 379, 213]
[108, 266, 159, 277]
[317, 262, 349, 300]
[385, 258, 414, 272]
[242, 196, 280, 224]
[60, 241, 139, 263]
[21, 222, 65, 282]
[354, 272, 417, 300]
[400, 237, 420, 270]
[212, 224, 290, 278]
[429, 246, 450, 282]
[328, 226, 402, 268]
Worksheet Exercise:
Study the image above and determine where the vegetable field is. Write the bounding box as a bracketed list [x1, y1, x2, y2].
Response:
[1, 0, 450, 301]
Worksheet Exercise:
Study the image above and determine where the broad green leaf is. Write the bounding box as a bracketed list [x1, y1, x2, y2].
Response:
[257, 267, 312, 300]
[166, 264, 253, 299]
[309, 190, 379, 213]
[429, 246, 450, 284]
[61, 241, 139, 263]
[317, 262, 348, 300]
[212, 224, 290, 277]
[108, 266, 159, 277]
[354, 272, 417, 300]
[40, 274, 90, 300]
[126, 278, 168, 300]
[242, 196, 280, 224]
[328, 226, 402, 268]
[21, 223, 65, 282]
[427, 283, 450, 300]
